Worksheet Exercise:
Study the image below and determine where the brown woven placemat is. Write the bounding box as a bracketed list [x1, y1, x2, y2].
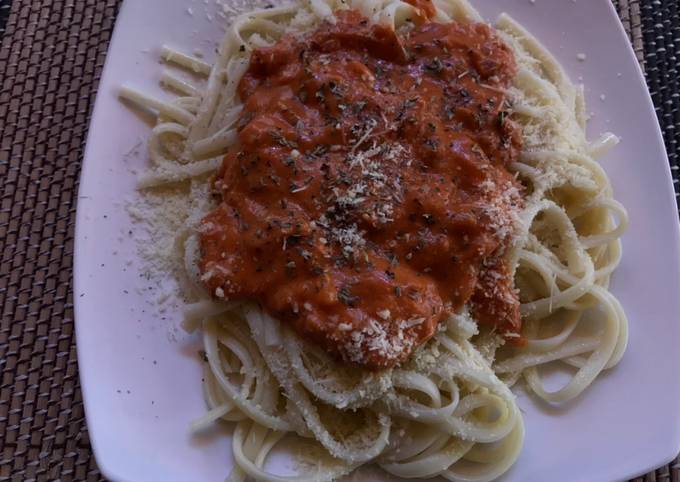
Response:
[0, 2, 120, 481]
[0, 1, 677, 481]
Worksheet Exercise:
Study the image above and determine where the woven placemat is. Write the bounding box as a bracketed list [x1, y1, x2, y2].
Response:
[0, 1, 677, 481]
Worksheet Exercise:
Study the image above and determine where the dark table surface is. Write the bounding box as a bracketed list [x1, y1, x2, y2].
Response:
[0, 1, 678, 481]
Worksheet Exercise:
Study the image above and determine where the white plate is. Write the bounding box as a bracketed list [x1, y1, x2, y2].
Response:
[74, 0, 680, 481]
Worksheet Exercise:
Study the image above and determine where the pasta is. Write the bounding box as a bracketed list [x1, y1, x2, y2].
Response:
[120, 0, 628, 480]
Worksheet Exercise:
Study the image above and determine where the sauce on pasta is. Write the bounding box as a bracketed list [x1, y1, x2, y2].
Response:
[199, 6, 523, 368]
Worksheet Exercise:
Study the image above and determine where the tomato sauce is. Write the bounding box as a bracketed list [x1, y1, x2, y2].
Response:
[199, 5, 523, 369]
[404, 0, 437, 22]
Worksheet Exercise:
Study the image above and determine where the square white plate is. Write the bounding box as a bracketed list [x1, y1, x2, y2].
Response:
[74, 1, 680, 481]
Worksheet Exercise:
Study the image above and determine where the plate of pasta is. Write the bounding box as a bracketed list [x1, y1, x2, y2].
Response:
[74, 0, 680, 481]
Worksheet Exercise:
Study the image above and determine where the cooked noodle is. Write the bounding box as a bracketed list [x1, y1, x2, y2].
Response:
[121, 0, 628, 479]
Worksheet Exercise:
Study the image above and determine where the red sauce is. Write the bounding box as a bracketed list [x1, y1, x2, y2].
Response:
[403, 0, 437, 22]
[199, 6, 524, 369]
